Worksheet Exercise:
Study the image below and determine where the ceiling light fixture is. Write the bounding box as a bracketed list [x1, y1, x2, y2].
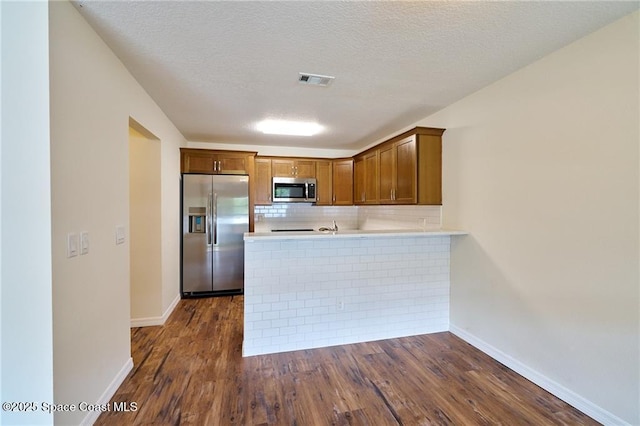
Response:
[256, 119, 324, 137]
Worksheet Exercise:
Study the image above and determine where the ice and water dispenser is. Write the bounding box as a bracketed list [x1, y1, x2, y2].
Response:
[188, 207, 206, 233]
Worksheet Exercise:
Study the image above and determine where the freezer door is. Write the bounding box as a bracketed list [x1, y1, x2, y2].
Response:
[182, 174, 213, 293]
[211, 175, 249, 292]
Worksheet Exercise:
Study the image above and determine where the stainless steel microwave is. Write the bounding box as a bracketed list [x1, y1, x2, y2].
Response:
[272, 177, 317, 203]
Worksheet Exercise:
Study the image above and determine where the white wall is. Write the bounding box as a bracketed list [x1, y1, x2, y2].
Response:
[418, 12, 639, 425]
[1, 0, 4, 412]
[49, 2, 183, 424]
[0, 1, 54, 424]
[1, 0, 3, 411]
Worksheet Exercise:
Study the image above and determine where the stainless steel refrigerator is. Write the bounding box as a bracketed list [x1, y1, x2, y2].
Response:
[181, 174, 248, 297]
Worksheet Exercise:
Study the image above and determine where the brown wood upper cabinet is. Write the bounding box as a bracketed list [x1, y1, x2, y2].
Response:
[180, 148, 254, 175]
[379, 136, 415, 204]
[315, 159, 353, 205]
[332, 159, 354, 205]
[272, 158, 316, 178]
[375, 128, 443, 205]
[354, 150, 379, 204]
[315, 160, 332, 205]
[254, 157, 273, 205]
[186, 127, 442, 210]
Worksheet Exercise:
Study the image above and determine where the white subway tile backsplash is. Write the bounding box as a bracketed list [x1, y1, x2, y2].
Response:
[254, 204, 441, 232]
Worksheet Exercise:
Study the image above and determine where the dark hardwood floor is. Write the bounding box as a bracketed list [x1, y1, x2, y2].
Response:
[96, 296, 599, 425]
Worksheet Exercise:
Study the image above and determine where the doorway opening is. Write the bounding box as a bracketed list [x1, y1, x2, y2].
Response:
[128, 119, 161, 323]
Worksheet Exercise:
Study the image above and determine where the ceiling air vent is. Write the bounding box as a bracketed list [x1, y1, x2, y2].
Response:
[298, 73, 335, 87]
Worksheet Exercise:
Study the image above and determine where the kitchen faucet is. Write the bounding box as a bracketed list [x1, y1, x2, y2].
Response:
[319, 220, 338, 233]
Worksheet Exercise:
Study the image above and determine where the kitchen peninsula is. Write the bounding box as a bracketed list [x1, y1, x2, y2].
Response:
[243, 228, 466, 356]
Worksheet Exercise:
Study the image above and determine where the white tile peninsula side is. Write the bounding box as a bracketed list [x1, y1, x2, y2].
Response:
[242, 229, 467, 356]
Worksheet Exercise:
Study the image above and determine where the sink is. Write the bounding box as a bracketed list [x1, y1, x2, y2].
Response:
[270, 228, 314, 232]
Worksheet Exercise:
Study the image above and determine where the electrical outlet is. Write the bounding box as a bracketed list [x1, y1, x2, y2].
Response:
[337, 300, 345, 311]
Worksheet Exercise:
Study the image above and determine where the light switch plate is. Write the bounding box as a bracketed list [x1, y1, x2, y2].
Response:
[115, 225, 125, 245]
[67, 233, 79, 258]
[80, 232, 89, 255]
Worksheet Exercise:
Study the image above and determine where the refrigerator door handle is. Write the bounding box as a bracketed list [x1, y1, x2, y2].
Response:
[206, 192, 212, 245]
[212, 192, 218, 246]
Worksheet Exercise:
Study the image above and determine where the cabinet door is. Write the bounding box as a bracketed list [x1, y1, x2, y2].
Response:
[272, 159, 295, 177]
[183, 151, 217, 173]
[182, 150, 250, 174]
[378, 144, 395, 204]
[315, 160, 333, 205]
[363, 151, 379, 204]
[417, 134, 442, 205]
[394, 137, 417, 203]
[332, 159, 353, 205]
[294, 160, 316, 178]
[254, 158, 272, 205]
[218, 153, 249, 175]
[353, 156, 366, 204]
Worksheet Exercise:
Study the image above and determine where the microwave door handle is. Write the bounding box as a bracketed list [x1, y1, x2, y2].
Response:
[305, 182, 309, 201]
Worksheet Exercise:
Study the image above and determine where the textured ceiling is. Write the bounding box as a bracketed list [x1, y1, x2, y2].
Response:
[73, 1, 638, 150]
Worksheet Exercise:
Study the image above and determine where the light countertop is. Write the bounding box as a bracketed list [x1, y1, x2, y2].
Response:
[244, 228, 467, 242]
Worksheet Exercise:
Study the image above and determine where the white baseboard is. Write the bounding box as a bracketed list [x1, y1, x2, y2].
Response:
[80, 357, 133, 426]
[130, 294, 181, 327]
[449, 325, 630, 426]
